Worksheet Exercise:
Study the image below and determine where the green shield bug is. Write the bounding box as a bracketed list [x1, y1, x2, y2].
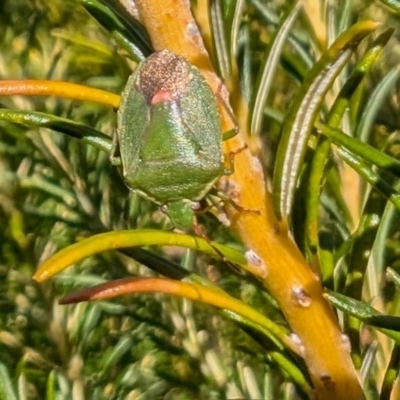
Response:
[112, 49, 235, 230]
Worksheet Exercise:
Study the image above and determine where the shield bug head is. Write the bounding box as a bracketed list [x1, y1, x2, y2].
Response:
[113, 49, 232, 230]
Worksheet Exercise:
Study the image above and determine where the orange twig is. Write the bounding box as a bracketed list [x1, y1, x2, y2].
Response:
[59, 277, 299, 354]
[0, 80, 120, 108]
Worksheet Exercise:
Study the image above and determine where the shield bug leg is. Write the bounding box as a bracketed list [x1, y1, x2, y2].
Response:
[213, 188, 259, 214]
[223, 144, 248, 175]
[215, 80, 240, 142]
[222, 127, 238, 141]
[206, 186, 260, 215]
[109, 131, 122, 166]
[192, 220, 245, 276]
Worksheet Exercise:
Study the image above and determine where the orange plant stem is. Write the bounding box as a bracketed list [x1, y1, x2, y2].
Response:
[134, 1, 364, 399]
[0, 80, 120, 108]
